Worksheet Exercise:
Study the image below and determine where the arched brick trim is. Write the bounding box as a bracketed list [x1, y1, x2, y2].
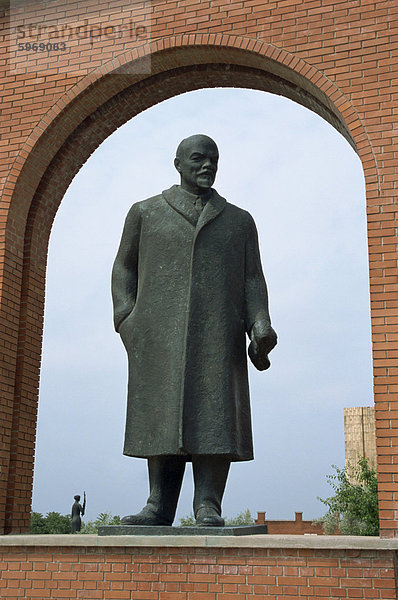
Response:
[0, 37, 381, 533]
[3, 36, 380, 230]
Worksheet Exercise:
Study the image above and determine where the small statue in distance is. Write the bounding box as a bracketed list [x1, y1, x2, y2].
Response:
[71, 492, 86, 533]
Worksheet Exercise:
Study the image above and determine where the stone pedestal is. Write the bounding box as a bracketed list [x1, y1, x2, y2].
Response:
[98, 524, 268, 536]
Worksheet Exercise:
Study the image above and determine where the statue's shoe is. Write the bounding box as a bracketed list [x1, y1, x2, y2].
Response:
[195, 506, 225, 527]
[121, 507, 171, 526]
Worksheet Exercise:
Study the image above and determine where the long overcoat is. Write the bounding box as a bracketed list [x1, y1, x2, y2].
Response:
[112, 185, 270, 461]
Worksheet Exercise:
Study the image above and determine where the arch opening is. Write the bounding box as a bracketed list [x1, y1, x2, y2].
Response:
[33, 87, 371, 524]
[4, 43, 375, 533]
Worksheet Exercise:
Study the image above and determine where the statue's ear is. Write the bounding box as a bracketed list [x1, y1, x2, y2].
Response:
[174, 157, 181, 173]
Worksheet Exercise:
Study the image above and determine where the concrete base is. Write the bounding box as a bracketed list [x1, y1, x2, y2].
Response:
[98, 524, 268, 536]
[1, 533, 398, 549]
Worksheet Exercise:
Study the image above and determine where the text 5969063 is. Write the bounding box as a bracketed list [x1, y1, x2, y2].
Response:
[18, 42, 67, 52]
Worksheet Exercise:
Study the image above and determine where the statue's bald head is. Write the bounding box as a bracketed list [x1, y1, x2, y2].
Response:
[176, 134, 218, 160]
[174, 134, 219, 196]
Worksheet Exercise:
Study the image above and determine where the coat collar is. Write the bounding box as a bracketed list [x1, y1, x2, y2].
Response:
[162, 185, 226, 232]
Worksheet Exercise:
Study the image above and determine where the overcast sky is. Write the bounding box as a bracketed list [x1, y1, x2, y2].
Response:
[32, 87, 373, 524]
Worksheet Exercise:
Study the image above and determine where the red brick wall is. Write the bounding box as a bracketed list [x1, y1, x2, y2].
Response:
[0, 0, 397, 534]
[0, 543, 396, 599]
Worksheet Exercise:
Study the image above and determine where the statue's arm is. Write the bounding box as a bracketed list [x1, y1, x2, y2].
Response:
[111, 203, 141, 332]
[244, 215, 277, 370]
[82, 492, 86, 516]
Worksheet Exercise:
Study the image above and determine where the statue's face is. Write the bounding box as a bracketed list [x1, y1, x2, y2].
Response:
[175, 136, 219, 194]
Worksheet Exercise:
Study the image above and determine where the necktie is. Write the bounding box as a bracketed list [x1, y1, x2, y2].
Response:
[194, 197, 204, 215]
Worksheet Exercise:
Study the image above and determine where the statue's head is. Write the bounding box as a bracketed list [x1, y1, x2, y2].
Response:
[174, 134, 219, 195]
[74, 495, 80, 501]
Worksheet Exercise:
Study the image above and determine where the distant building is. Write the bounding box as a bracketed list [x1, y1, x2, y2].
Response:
[255, 511, 324, 535]
[254, 407, 377, 535]
[344, 406, 377, 474]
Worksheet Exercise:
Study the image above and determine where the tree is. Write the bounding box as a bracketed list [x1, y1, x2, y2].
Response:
[30, 512, 48, 534]
[79, 512, 121, 533]
[179, 513, 196, 527]
[225, 509, 254, 526]
[45, 512, 73, 534]
[30, 511, 72, 534]
[179, 509, 254, 527]
[30, 510, 121, 534]
[317, 457, 379, 536]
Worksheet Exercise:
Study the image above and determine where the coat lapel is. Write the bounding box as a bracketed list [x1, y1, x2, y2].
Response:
[195, 190, 226, 237]
[162, 185, 198, 227]
[162, 186, 227, 233]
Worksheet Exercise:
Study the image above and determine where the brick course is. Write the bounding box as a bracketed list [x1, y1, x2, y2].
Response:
[0, 542, 396, 600]
[0, 0, 397, 535]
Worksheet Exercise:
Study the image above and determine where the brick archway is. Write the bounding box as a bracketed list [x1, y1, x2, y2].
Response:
[0, 30, 393, 535]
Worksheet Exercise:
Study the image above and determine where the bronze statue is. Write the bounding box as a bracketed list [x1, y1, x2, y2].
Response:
[112, 134, 277, 527]
[71, 492, 86, 533]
